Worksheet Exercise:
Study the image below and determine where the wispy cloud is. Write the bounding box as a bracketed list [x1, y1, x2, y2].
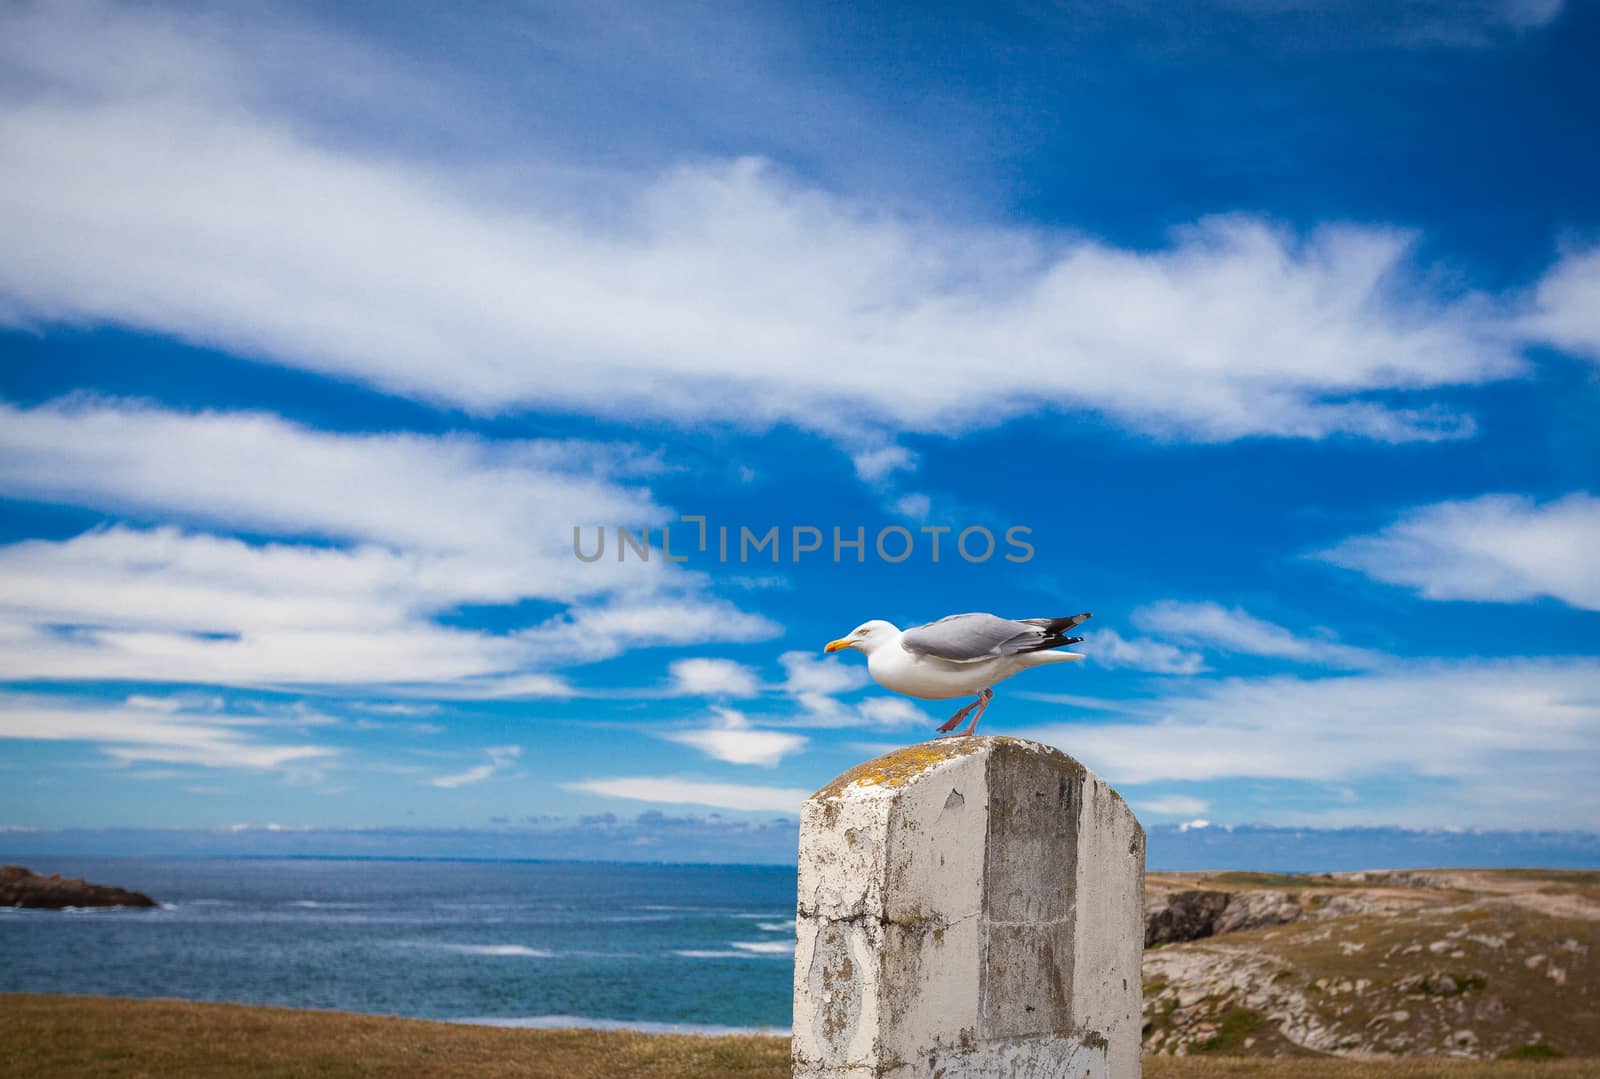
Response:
[1524, 244, 1600, 364]
[854, 697, 930, 728]
[518, 603, 781, 667]
[1133, 601, 1386, 669]
[890, 493, 932, 521]
[1088, 628, 1208, 675]
[662, 708, 807, 767]
[852, 446, 918, 482]
[0, 2, 1538, 449]
[1216, 0, 1565, 46]
[1013, 692, 1136, 713]
[779, 651, 870, 697]
[0, 527, 525, 685]
[1020, 656, 1600, 828]
[1316, 493, 1600, 610]
[0, 691, 336, 771]
[665, 658, 762, 698]
[430, 745, 522, 789]
[772, 649, 932, 729]
[0, 397, 659, 592]
[0, 399, 774, 688]
[1133, 795, 1211, 817]
[565, 776, 811, 812]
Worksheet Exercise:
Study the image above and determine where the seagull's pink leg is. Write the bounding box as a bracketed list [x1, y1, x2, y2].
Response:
[958, 688, 994, 736]
[936, 697, 980, 735]
[937, 688, 994, 737]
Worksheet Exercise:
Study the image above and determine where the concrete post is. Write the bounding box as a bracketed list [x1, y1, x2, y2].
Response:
[793, 736, 1144, 1079]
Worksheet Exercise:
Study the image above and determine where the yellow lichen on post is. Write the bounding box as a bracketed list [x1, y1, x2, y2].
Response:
[811, 737, 987, 799]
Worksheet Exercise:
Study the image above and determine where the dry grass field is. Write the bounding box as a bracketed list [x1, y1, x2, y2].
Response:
[0, 994, 785, 1079]
[2, 995, 1597, 1078]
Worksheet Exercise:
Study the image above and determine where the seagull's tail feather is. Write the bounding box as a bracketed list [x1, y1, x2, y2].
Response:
[1014, 612, 1092, 653]
[1020, 649, 1084, 666]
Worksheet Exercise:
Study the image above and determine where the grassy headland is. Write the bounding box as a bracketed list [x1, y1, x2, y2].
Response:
[1142, 868, 1599, 1059]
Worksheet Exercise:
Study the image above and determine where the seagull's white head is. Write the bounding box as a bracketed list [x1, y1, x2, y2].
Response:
[824, 619, 900, 656]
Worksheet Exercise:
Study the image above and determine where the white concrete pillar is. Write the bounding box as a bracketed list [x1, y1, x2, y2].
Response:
[793, 736, 1144, 1079]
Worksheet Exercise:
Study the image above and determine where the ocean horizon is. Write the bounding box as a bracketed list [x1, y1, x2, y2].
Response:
[0, 856, 800, 1034]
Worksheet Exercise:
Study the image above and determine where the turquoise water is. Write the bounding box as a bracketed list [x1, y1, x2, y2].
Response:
[0, 857, 798, 1032]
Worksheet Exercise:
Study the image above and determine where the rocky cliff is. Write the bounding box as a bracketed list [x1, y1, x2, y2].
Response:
[1140, 869, 1598, 1061]
[1145, 887, 1307, 946]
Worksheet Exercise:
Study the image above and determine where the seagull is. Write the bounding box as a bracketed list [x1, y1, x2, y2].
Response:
[824, 612, 1091, 737]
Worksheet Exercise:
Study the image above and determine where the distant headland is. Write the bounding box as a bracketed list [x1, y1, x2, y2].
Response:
[0, 865, 157, 909]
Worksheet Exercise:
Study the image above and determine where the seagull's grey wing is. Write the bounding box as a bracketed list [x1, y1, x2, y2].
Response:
[901, 612, 1041, 662]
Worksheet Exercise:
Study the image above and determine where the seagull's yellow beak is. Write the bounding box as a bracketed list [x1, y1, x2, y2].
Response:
[824, 637, 853, 653]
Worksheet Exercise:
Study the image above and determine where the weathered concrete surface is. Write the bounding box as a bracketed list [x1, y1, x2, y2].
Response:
[793, 737, 1145, 1079]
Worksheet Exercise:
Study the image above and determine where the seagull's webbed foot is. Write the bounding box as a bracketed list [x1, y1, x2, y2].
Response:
[937, 688, 994, 737]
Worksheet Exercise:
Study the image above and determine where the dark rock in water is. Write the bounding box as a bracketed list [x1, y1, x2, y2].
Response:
[0, 864, 158, 909]
[1146, 888, 1231, 946]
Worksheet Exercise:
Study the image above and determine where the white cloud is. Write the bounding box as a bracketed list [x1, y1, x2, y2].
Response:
[351, 702, 442, 717]
[1135, 795, 1211, 817]
[852, 446, 918, 481]
[779, 650, 870, 696]
[666, 658, 762, 698]
[1133, 600, 1385, 669]
[1019, 657, 1600, 828]
[1221, 0, 1565, 41]
[399, 674, 575, 701]
[430, 745, 521, 789]
[1494, 0, 1564, 30]
[891, 493, 932, 521]
[1088, 628, 1207, 675]
[772, 649, 934, 729]
[0, 400, 775, 688]
[0, 691, 335, 771]
[772, 650, 936, 729]
[855, 697, 930, 728]
[784, 691, 935, 731]
[0, 3, 1531, 447]
[565, 776, 811, 812]
[1524, 245, 1600, 363]
[1013, 692, 1134, 713]
[125, 694, 191, 714]
[1316, 493, 1600, 610]
[0, 527, 533, 685]
[519, 602, 781, 667]
[662, 708, 808, 767]
[0, 397, 659, 598]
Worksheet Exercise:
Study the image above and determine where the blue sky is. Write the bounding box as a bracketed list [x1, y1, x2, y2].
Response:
[1, 0, 1597, 854]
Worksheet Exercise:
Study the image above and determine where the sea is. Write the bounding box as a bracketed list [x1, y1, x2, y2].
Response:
[0, 857, 799, 1034]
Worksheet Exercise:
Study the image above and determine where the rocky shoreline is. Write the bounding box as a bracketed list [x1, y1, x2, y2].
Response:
[1139, 869, 1598, 1060]
[0, 864, 158, 909]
